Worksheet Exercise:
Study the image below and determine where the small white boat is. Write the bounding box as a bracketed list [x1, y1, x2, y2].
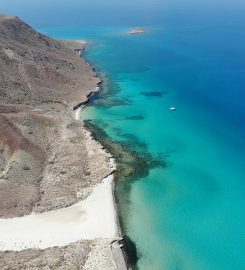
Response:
[170, 107, 176, 111]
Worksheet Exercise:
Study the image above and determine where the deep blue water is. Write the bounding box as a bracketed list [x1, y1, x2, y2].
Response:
[2, 1, 245, 269]
[42, 24, 245, 270]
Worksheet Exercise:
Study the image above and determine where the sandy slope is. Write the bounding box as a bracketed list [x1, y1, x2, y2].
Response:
[0, 175, 117, 251]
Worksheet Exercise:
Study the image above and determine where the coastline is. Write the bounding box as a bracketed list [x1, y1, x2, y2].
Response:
[0, 58, 128, 269]
[74, 85, 128, 270]
[0, 98, 119, 251]
[74, 102, 121, 239]
[0, 14, 128, 267]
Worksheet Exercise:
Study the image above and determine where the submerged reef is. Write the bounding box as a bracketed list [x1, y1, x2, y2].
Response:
[140, 91, 168, 97]
[84, 120, 166, 181]
[84, 120, 166, 269]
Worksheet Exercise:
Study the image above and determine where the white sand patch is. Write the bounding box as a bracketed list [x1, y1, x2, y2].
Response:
[74, 106, 82, 120]
[0, 175, 117, 251]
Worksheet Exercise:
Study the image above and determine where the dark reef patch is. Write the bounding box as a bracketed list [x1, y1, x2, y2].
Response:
[124, 115, 145, 121]
[83, 72, 134, 108]
[123, 235, 139, 269]
[97, 97, 132, 107]
[84, 120, 166, 181]
[84, 120, 166, 269]
[140, 91, 168, 97]
[87, 92, 132, 108]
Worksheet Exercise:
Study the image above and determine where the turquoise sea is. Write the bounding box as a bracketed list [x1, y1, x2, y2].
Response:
[41, 24, 245, 270]
[2, 1, 245, 269]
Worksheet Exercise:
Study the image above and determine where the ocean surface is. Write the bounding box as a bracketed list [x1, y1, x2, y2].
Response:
[40, 23, 245, 270]
[2, 1, 245, 269]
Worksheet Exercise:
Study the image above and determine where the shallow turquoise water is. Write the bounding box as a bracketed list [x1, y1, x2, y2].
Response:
[41, 21, 245, 270]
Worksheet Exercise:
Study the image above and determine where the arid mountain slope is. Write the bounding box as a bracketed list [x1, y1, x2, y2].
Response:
[0, 14, 98, 106]
[0, 15, 112, 218]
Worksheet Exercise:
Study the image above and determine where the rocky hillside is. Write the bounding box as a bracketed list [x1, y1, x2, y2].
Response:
[0, 15, 112, 218]
[0, 15, 98, 106]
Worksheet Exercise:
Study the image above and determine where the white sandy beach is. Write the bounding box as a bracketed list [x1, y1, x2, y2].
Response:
[0, 175, 117, 251]
[0, 106, 118, 251]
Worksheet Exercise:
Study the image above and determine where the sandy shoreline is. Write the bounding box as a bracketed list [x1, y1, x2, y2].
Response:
[0, 106, 119, 251]
[74, 101, 122, 238]
[75, 103, 127, 270]
[0, 175, 117, 251]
